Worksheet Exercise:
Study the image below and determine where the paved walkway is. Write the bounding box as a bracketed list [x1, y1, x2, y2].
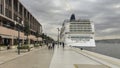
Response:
[0, 45, 112, 68]
[0, 46, 45, 65]
[0, 46, 53, 68]
[49, 46, 109, 68]
[0, 48, 28, 64]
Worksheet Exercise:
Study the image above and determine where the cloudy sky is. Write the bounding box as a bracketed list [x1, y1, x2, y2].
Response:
[20, 0, 120, 40]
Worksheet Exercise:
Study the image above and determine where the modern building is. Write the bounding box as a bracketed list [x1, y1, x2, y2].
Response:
[0, 0, 42, 47]
[60, 14, 95, 47]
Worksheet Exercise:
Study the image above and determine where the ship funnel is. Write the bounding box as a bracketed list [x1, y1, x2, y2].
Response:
[70, 14, 75, 21]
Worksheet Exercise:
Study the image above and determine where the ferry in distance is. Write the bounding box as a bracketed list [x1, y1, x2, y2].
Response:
[60, 14, 95, 47]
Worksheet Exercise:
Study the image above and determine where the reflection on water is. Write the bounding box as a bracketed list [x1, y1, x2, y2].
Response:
[83, 42, 120, 59]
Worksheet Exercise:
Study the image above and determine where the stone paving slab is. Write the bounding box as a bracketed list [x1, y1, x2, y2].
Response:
[74, 64, 110, 68]
[0, 47, 43, 65]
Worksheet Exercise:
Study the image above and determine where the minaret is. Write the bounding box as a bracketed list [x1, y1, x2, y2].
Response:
[70, 14, 75, 21]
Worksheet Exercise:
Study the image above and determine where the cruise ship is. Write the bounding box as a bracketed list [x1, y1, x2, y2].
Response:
[60, 14, 95, 47]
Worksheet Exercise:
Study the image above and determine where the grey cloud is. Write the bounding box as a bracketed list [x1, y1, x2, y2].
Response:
[20, 0, 120, 40]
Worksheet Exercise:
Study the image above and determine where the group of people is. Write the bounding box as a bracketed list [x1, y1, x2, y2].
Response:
[47, 42, 65, 49]
[47, 42, 55, 49]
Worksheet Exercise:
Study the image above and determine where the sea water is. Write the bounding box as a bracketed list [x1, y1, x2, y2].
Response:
[83, 42, 120, 59]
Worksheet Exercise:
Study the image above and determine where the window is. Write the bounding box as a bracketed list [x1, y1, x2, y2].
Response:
[0, 4, 2, 14]
[5, 0, 11, 7]
[0, 0, 3, 14]
[71, 36, 91, 41]
[70, 23, 92, 33]
[19, 3, 23, 16]
[5, 8, 12, 19]
[13, 0, 18, 11]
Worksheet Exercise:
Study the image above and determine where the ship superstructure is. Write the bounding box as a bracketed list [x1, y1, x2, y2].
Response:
[60, 14, 95, 47]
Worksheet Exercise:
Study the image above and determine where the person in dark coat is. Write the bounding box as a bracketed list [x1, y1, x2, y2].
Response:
[52, 42, 55, 49]
[62, 43, 64, 48]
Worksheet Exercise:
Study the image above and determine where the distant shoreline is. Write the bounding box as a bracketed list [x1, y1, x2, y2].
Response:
[95, 39, 120, 43]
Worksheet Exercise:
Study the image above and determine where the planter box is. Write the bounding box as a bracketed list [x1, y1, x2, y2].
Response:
[11, 46, 17, 49]
[0, 46, 7, 51]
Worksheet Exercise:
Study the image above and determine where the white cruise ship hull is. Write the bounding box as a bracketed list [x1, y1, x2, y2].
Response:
[65, 39, 95, 47]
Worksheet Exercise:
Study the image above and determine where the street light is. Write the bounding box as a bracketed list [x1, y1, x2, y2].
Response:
[57, 28, 60, 47]
[15, 17, 23, 55]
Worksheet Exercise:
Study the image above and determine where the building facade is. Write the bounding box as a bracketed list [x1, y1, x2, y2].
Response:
[0, 0, 42, 47]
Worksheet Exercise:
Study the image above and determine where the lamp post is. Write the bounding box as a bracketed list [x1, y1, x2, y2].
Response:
[18, 25, 20, 55]
[16, 17, 23, 55]
[57, 28, 60, 47]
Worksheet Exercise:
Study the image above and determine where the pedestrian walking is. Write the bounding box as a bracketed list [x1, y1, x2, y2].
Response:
[52, 42, 55, 49]
[48, 43, 52, 50]
[62, 43, 64, 48]
[48, 43, 50, 49]
[7, 44, 10, 50]
[7, 41, 10, 50]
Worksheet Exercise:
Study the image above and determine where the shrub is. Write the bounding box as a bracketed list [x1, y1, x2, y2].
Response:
[34, 44, 39, 47]
[17, 45, 30, 49]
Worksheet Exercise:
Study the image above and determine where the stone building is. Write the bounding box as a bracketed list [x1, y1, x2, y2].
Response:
[0, 0, 42, 47]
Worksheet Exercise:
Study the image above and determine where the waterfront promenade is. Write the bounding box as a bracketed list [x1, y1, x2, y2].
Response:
[49, 46, 109, 68]
[0, 45, 120, 68]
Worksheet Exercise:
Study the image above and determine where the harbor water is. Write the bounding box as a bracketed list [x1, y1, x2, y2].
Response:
[83, 42, 120, 59]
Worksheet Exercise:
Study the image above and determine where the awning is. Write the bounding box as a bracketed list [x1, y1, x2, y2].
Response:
[0, 35, 12, 39]
[38, 37, 42, 41]
[13, 36, 26, 39]
[35, 37, 42, 41]
[0, 35, 26, 39]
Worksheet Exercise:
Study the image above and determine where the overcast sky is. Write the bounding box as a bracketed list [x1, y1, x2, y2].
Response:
[20, 0, 120, 40]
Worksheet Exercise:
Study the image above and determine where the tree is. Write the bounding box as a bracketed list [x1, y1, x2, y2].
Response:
[24, 20, 30, 44]
[40, 33, 54, 43]
[35, 30, 40, 44]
